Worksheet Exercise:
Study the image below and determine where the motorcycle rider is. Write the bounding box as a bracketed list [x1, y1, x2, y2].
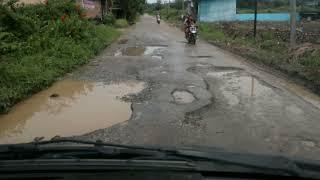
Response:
[184, 14, 195, 38]
[156, 12, 161, 23]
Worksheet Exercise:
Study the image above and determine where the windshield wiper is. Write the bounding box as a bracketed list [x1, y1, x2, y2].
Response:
[1, 138, 320, 179]
[0, 138, 188, 162]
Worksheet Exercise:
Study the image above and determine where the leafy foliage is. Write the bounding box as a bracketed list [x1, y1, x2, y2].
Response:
[115, 0, 145, 22]
[103, 13, 115, 25]
[0, 0, 121, 113]
[115, 19, 129, 28]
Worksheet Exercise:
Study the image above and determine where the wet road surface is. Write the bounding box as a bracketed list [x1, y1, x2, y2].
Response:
[1, 15, 320, 160]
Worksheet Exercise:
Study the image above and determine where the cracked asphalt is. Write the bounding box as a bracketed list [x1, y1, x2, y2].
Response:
[73, 15, 320, 160]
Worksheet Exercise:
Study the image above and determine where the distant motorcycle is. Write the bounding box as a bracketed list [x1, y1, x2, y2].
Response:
[186, 24, 197, 45]
[156, 15, 161, 24]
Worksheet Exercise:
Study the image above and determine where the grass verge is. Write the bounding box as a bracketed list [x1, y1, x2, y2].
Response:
[0, 0, 121, 113]
[199, 23, 320, 95]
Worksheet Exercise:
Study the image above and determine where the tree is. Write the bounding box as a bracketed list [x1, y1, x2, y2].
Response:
[156, 0, 161, 10]
[114, 0, 146, 22]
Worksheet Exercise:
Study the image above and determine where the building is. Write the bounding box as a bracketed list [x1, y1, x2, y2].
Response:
[19, 0, 112, 19]
[197, 0, 299, 22]
[18, 0, 44, 4]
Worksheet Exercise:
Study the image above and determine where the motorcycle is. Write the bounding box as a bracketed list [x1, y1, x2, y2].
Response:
[156, 15, 161, 24]
[186, 24, 197, 45]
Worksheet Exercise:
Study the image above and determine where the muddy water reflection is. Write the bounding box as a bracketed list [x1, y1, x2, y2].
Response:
[114, 46, 166, 56]
[207, 71, 274, 106]
[0, 79, 145, 144]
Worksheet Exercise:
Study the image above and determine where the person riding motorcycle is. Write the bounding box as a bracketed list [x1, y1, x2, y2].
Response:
[156, 12, 161, 24]
[184, 15, 195, 38]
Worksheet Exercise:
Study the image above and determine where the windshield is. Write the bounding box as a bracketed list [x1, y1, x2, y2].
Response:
[0, 0, 320, 166]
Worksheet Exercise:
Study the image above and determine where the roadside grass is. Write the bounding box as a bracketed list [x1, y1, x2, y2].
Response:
[0, 0, 121, 113]
[115, 19, 129, 28]
[198, 22, 320, 94]
[0, 25, 121, 113]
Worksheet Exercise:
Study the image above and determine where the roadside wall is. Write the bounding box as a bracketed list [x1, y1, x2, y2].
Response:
[236, 13, 300, 21]
[198, 0, 236, 22]
[198, 0, 300, 22]
[20, 0, 103, 19]
[78, 0, 103, 18]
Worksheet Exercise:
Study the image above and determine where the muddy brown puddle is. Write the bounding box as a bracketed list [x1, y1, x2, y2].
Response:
[0, 79, 145, 144]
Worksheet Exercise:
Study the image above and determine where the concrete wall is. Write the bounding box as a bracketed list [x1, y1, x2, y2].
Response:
[20, 0, 102, 19]
[80, 0, 103, 18]
[236, 13, 300, 22]
[198, 0, 300, 22]
[198, 0, 237, 22]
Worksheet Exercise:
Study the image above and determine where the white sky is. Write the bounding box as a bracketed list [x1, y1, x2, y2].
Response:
[147, 0, 157, 3]
[147, 0, 177, 4]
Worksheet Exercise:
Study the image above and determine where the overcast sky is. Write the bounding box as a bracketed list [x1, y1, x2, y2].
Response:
[147, 0, 157, 3]
[147, 0, 177, 4]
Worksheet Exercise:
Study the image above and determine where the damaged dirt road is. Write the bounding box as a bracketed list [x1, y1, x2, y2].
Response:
[1, 15, 320, 160]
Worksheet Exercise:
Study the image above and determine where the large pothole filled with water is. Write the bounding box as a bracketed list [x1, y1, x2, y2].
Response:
[0, 79, 145, 144]
[172, 90, 196, 104]
[114, 46, 166, 57]
[207, 71, 275, 106]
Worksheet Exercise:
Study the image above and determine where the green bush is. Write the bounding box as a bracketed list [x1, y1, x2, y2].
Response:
[300, 51, 320, 67]
[199, 23, 227, 41]
[103, 13, 115, 25]
[0, 0, 121, 113]
[115, 19, 129, 28]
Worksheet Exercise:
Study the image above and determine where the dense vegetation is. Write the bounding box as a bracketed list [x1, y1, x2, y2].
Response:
[0, 0, 121, 113]
[114, 0, 145, 22]
[237, 0, 320, 13]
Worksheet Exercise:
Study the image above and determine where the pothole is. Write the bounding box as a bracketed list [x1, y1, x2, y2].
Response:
[196, 63, 211, 67]
[207, 71, 276, 106]
[114, 50, 122, 56]
[301, 140, 316, 148]
[152, 55, 163, 60]
[114, 46, 166, 57]
[118, 39, 128, 44]
[0, 79, 145, 144]
[189, 55, 213, 58]
[207, 71, 237, 78]
[123, 47, 146, 56]
[184, 98, 214, 126]
[172, 90, 196, 104]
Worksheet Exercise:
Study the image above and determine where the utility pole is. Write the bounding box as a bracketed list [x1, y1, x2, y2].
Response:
[253, 0, 258, 38]
[166, 0, 170, 15]
[182, 0, 184, 11]
[290, 0, 297, 48]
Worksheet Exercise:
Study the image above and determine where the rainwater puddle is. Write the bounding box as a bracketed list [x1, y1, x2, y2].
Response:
[114, 46, 166, 57]
[123, 47, 146, 56]
[0, 79, 145, 144]
[172, 90, 196, 104]
[152, 55, 163, 60]
[196, 63, 211, 67]
[207, 71, 273, 106]
[114, 50, 122, 56]
[207, 71, 237, 78]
